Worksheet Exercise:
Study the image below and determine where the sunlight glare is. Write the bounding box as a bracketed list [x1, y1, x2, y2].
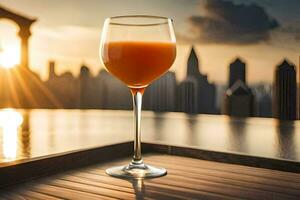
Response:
[0, 47, 20, 69]
[0, 109, 23, 161]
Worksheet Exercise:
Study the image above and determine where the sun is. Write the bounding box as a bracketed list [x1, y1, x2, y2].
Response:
[0, 47, 20, 69]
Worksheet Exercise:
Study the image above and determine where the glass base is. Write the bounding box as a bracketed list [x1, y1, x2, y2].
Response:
[106, 162, 167, 179]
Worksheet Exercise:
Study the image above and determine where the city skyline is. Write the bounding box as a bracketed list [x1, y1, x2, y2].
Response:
[0, 0, 299, 83]
[45, 47, 275, 118]
[0, 42, 277, 118]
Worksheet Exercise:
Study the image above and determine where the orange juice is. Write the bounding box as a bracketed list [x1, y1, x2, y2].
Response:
[101, 41, 176, 88]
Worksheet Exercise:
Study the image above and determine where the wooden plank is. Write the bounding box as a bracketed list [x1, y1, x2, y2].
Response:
[30, 184, 115, 200]
[148, 154, 300, 182]
[65, 172, 238, 200]
[0, 191, 27, 200]
[21, 190, 63, 200]
[57, 175, 183, 200]
[59, 174, 135, 194]
[89, 159, 300, 194]
[0, 185, 63, 200]
[88, 169, 296, 200]
[144, 159, 300, 190]
[43, 179, 135, 199]
[93, 153, 300, 184]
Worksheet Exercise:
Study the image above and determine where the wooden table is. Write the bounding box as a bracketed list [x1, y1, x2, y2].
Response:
[1, 154, 300, 200]
[0, 109, 299, 199]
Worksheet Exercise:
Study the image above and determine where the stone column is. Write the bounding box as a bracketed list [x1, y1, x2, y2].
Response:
[18, 26, 31, 69]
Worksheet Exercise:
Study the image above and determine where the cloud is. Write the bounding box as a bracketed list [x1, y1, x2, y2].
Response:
[279, 26, 300, 41]
[187, 0, 279, 44]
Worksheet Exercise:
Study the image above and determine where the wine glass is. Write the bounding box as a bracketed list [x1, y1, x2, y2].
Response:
[100, 15, 176, 179]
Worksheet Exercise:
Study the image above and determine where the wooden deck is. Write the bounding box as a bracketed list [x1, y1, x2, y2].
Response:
[1, 154, 300, 200]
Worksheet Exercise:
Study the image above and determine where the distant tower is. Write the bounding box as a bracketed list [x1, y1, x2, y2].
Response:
[224, 80, 254, 117]
[178, 46, 216, 114]
[273, 59, 297, 120]
[48, 61, 56, 80]
[187, 47, 200, 77]
[177, 77, 198, 113]
[229, 58, 246, 88]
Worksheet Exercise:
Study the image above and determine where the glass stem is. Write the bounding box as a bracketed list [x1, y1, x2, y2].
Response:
[131, 89, 144, 165]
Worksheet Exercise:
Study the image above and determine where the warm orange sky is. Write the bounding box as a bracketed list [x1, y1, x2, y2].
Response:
[0, 0, 299, 84]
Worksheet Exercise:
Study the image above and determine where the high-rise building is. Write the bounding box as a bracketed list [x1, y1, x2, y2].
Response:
[143, 72, 177, 112]
[273, 59, 297, 120]
[95, 70, 131, 110]
[179, 46, 216, 114]
[229, 58, 246, 88]
[223, 80, 254, 117]
[177, 77, 198, 113]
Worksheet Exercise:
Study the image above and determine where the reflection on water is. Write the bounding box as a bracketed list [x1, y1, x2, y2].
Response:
[0, 109, 23, 161]
[276, 121, 296, 159]
[0, 109, 299, 164]
[152, 113, 164, 141]
[184, 115, 200, 146]
[226, 117, 248, 152]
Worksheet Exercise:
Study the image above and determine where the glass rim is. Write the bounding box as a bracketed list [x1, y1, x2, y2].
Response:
[106, 15, 173, 26]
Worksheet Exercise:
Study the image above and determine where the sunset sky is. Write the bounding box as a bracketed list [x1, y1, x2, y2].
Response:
[0, 0, 299, 83]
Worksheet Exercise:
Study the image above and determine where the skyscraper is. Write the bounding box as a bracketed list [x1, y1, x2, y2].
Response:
[177, 77, 198, 113]
[273, 59, 297, 120]
[143, 72, 177, 112]
[178, 46, 216, 114]
[96, 70, 131, 110]
[229, 58, 246, 88]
